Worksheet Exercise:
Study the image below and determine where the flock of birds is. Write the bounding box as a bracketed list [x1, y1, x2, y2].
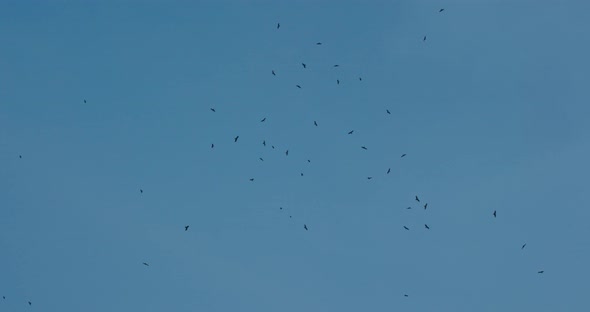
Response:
[4, 7, 547, 308]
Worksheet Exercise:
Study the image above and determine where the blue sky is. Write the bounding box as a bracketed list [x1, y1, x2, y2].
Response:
[1, 1, 589, 311]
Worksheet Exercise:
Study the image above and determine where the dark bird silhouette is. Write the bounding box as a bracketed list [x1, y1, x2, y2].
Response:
[143, 262, 149, 266]
[423, 35, 427, 42]
[314, 121, 318, 126]
[348, 130, 354, 134]
[439, 8, 445, 12]
[367, 177, 372, 180]
[19, 155, 22, 158]
[84, 99, 86, 103]
[316, 42, 322, 45]
[415, 196, 420, 202]
[386, 109, 391, 114]
[387, 168, 391, 174]
[403, 226, 409, 230]
[249, 178, 254, 181]
[401, 154, 406, 158]
[234, 136, 239, 142]
[210, 108, 216, 112]
[307, 159, 311, 163]
[359, 77, 362, 81]
[259, 157, 264, 161]
[280, 207, 283, 210]
[538, 271, 544, 274]
[304, 224, 308, 230]
[333, 64, 339, 67]
[277, 23, 280, 29]
[285, 150, 289, 156]
[406, 207, 412, 209]
[521, 243, 527, 250]
[361, 146, 368, 150]
[296, 85, 302, 89]
[424, 203, 428, 210]
[140, 189, 143, 194]
[404, 294, 409, 297]
[301, 173, 304, 176]
[337, 79, 340, 84]
[424, 224, 430, 229]
[493, 210, 497, 218]
[263, 140, 266, 146]
[29, 301, 32, 305]
[261, 117, 266, 122]
[301, 63, 307, 69]
[272, 70, 276, 76]
[184, 225, 189, 231]
[271, 145, 275, 149]
[211, 143, 214, 148]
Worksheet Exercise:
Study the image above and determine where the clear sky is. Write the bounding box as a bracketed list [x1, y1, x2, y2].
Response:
[1, 0, 589, 311]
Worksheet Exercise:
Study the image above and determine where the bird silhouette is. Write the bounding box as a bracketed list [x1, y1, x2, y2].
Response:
[403, 226, 409, 230]
[272, 70, 276, 76]
[211, 143, 214, 149]
[259, 157, 264, 161]
[280, 207, 283, 210]
[337, 79, 340, 84]
[387, 168, 391, 174]
[401, 154, 406, 158]
[307, 159, 311, 163]
[333, 64, 339, 67]
[296, 85, 302, 89]
[424, 224, 430, 229]
[386, 109, 391, 114]
[300, 173, 304, 176]
[348, 130, 354, 134]
[424, 203, 428, 209]
[210, 108, 216, 112]
[439, 8, 445, 12]
[271, 145, 275, 149]
[301, 63, 306, 69]
[304, 224, 308, 230]
[361, 146, 368, 150]
[423, 36, 427, 42]
[277, 23, 280, 29]
[261, 117, 266, 122]
[84, 99, 87, 103]
[316, 42, 322, 45]
[415, 196, 420, 202]
[140, 189, 143, 194]
[28, 301, 32, 305]
[367, 177, 373, 180]
[522, 243, 527, 250]
[19, 155, 22, 158]
[285, 150, 289, 156]
[404, 294, 409, 297]
[143, 262, 149, 266]
[249, 178, 254, 181]
[538, 271, 544, 274]
[234, 136, 239, 142]
[263, 140, 266, 146]
[185, 225, 189, 231]
[406, 207, 412, 209]
[359, 77, 362, 81]
[493, 210, 497, 218]
[314, 121, 318, 126]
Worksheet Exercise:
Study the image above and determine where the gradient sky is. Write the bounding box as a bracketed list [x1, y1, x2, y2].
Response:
[1, 1, 590, 311]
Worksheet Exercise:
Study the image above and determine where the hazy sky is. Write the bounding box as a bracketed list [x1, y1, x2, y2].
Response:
[1, 1, 590, 311]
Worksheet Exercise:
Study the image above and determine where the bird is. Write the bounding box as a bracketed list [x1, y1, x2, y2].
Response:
[424, 224, 430, 229]
[386, 109, 391, 114]
[259, 157, 264, 161]
[348, 130, 354, 134]
[263, 140, 266, 146]
[249, 178, 254, 181]
[261, 117, 266, 122]
[423, 35, 427, 42]
[285, 150, 289, 156]
[140, 189, 143, 194]
[424, 203, 428, 210]
[401, 154, 406, 158]
[337, 79, 340, 84]
[234, 136, 239, 142]
[367, 177, 372, 180]
[301, 173, 304, 176]
[143, 262, 149, 266]
[210, 108, 216, 112]
[415, 195, 420, 202]
[83, 99, 86, 103]
[19, 155, 22, 158]
[316, 42, 322, 45]
[493, 210, 497, 218]
[404, 294, 409, 297]
[307, 159, 311, 163]
[296, 85, 302, 89]
[184, 225, 189, 231]
[272, 70, 276, 76]
[387, 168, 391, 174]
[277, 23, 280, 29]
[304, 224, 308, 230]
[279, 207, 283, 210]
[28, 301, 32, 306]
[333, 64, 339, 67]
[406, 207, 412, 209]
[538, 271, 544, 274]
[521, 243, 527, 250]
[403, 226, 409, 230]
[314, 121, 318, 126]
[271, 145, 275, 149]
[361, 146, 368, 150]
[439, 8, 445, 12]
[301, 63, 307, 68]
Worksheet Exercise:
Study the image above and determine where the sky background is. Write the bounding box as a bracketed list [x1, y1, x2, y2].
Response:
[1, 0, 590, 311]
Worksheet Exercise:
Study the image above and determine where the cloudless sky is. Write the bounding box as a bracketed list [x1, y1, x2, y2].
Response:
[1, 1, 590, 311]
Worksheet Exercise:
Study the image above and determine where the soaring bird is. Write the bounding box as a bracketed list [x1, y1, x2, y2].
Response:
[307, 159, 311, 163]
[271, 145, 275, 149]
[84, 99, 87, 103]
[234, 136, 239, 142]
[304, 224, 308, 230]
[314, 121, 318, 126]
[277, 23, 280, 29]
[261, 117, 266, 122]
[521, 243, 527, 250]
[403, 226, 409, 230]
[210, 108, 216, 112]
[538, 271, 544, 274]
[300, 173, 304, 176]
[333, 64, 339, 67]
[348, 130, 354, 134]
[361, 146, 368, 150]
[272, 70, 276, 76]
[367, 177, 373, 180]
[439, 8, 445, 12]
[386, 109, 391, 114]
[337, 79, 340, 84]
[211, 143, 214, 148]
[424, 224, 430, 229]
[263, 140, 266, 146]
[493, 210, 497, 218]
[259, 157, 264, 161]
[140, 189, 143, 194]
[302, 63, 307, 69]
[404, 294, 409, 297]
[185, 225, 189, 231]
[401, 154, 406, 158]
[387, 168, 391, 174]
[249, 178, 254, 181]
[415, 196, 420, 202]
[359, 77, 362, 81]
[143, 262, 149, 266]
[28, 301, 32, 306]
[296, 85, 302, 89]
[19, 155, 22, 158]
[406, 207, 412, 209]
[423, 35, 427, 42]
[316, 42, 322, 45]
[285, 150, 289, 156]
[280, 207, 283, 210]
[424, 203, 428, 209]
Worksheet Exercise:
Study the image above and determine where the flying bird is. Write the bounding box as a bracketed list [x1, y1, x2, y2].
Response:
[493, 210, 497, 218]
[367, 177, 373, 180]
[404, 294, 409, 297]
[29, 301, 32, 305]
[361, 146, 368, 150]
[401, 154, 406, 158]
[301, 63, 307, 69]
[386, 109, 391, 114]
[285, 150, 289, 156]
[337, 79, 340, 84]
[277, 23, 280, 29]
[271, 145, 275, 149]
[19, 155, 22, 158]
[143, 262, 149, 266]
[387, 168, 391, 174]
[260, 117, 266, 122]
[249, 178, 254, 181]
[424, 203, 428, 209]
[307, 159, 311, 163]
[210, 108, 216, 112]
[83, 99, 86, 103]
[211, 143, 214, 148]
[314, 121, 318, 126]
[263, 140, 266, 146]
[406, 207, 412, 209]
[259, 157, 264, 161]
[333, 64, 339, 67]
[423, 35, 427, 42]
[316, 42, 322, 45]
[538, 271, 544, 274]
[234, 136, 239, 142]
[415, 195, 420, 202]
[272, 70, 276, 76]
[301, 173, 304, 176]
[296, 85, 302, 89]
[140, 189, 143, 194]
[304, 224, 308, 230]
[348, 130, 354, 134]
[439, 8, 445, 12]
[403, 226, 409, 230]
[424, 224, 430, 229]
[184, 225, 189, 231]
[521, 243, 527, 250]
[359, 77, 362, 81]
[280, 207, 283, 210]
